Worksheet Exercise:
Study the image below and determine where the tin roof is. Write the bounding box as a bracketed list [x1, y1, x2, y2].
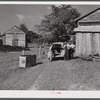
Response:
[75, 8, 100, 22]
[74, 25, 100, 32]
[4, 26, 25, 34]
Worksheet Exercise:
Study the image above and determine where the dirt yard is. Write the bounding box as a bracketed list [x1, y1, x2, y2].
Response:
[0, 47, 100, 90]
[29, 58, 100, 90]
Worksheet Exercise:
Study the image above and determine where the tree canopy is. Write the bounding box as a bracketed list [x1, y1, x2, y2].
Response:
[19, 23, 39, 43]
[35, 5, 80, 43]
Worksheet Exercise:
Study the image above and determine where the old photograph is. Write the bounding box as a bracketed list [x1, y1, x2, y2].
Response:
[0, 3, 100, 91]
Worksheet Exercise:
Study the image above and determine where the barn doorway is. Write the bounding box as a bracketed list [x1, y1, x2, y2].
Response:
[12, 33, 18, 46]
[12, 39, 18, 46]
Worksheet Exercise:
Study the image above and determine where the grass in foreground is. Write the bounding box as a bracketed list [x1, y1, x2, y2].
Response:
[0, 47, 48, 90]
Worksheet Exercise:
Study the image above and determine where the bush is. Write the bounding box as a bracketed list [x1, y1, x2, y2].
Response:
[0, 45, 30, 52]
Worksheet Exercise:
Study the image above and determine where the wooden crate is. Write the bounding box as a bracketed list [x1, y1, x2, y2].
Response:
[19, 55, 36, 68]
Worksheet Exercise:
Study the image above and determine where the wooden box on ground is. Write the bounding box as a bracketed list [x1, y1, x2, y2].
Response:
[19, 55, 36, 68]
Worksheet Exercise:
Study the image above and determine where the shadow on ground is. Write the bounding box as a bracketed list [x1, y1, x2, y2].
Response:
[36, 62, 43, 65]
[52, 56, 78, 61]
[52, 57, 64, 61]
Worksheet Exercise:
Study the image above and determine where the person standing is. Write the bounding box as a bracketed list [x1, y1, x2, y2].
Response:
[64, 41, 75, 60]
[68, 41, 75, 59]
[64, 41, 70, 60]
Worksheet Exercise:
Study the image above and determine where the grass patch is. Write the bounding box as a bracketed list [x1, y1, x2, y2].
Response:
[0, 48, 48, 90]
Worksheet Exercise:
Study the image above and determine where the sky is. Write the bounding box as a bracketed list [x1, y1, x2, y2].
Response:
[0, 4, 100, 33]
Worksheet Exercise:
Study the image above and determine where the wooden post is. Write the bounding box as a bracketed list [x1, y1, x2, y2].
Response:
[22, 50, 25, 55]
[64, 45, 69, 60]
[44, 46, 47, 57]
[39, 45, 41, 58]
[99, 34, 100, 55]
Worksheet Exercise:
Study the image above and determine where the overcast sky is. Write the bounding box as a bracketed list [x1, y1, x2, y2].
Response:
[0, 5, 100, 33]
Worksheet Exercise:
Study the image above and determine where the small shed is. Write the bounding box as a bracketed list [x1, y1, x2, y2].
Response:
[74, 8, 100, 57]
[1, 26, 27, 47]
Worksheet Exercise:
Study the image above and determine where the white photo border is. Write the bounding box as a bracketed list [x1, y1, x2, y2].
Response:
[0, 1, 100, 98]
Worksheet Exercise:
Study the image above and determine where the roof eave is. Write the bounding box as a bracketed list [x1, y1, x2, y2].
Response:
[74, 31, 100, 33]
[75, 8, 100, 22]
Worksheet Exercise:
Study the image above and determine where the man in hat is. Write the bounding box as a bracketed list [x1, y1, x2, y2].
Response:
[68, 40, 75, 59]
[64, 40, 75, 60]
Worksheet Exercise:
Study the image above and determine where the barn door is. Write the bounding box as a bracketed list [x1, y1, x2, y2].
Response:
[12, 33, 18, 46]
[12, 39, 18, 46]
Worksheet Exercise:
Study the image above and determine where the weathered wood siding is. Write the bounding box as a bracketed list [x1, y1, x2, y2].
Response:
[2, 35, 6, 45]
[5, 33, 26, 47]
[6, 34, 13, 46]
[74, 8, 100, 57]
[18, 34, 26, 47]
[75, 33, 100, 57]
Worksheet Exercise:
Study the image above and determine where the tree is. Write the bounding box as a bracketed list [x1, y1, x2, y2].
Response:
[19, 23, 39, 43]
[35, 5, 80, 43]
[19, 23, 28, 33]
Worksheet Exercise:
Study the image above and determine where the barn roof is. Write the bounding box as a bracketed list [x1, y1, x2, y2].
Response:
[74, 25, 100, 33]
[4, 26, 25, 34]
[75, 8, 100, 22]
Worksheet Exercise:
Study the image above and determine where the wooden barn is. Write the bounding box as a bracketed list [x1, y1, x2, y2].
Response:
[0, 26, 26, 47]
[74, 8, 100, 57]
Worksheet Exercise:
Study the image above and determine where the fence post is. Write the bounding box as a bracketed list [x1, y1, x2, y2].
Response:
[39, 45, 41, 58]
[22, 50, 25, 55]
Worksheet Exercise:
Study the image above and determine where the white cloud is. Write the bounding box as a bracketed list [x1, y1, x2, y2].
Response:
[38, 16, 44, 19]
[47, 6, 51, 10]
[54, 4, 61, 7]
[16, 14, 25, 21]
[16, 14, 36, 22]
[31, 18, 35, 21]
[27, 16, 33, 19]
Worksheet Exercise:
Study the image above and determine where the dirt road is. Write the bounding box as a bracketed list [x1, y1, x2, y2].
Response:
[29, 58, 100, 90]
[0, 49, 49, 90]
[1, 48, 100, 90]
